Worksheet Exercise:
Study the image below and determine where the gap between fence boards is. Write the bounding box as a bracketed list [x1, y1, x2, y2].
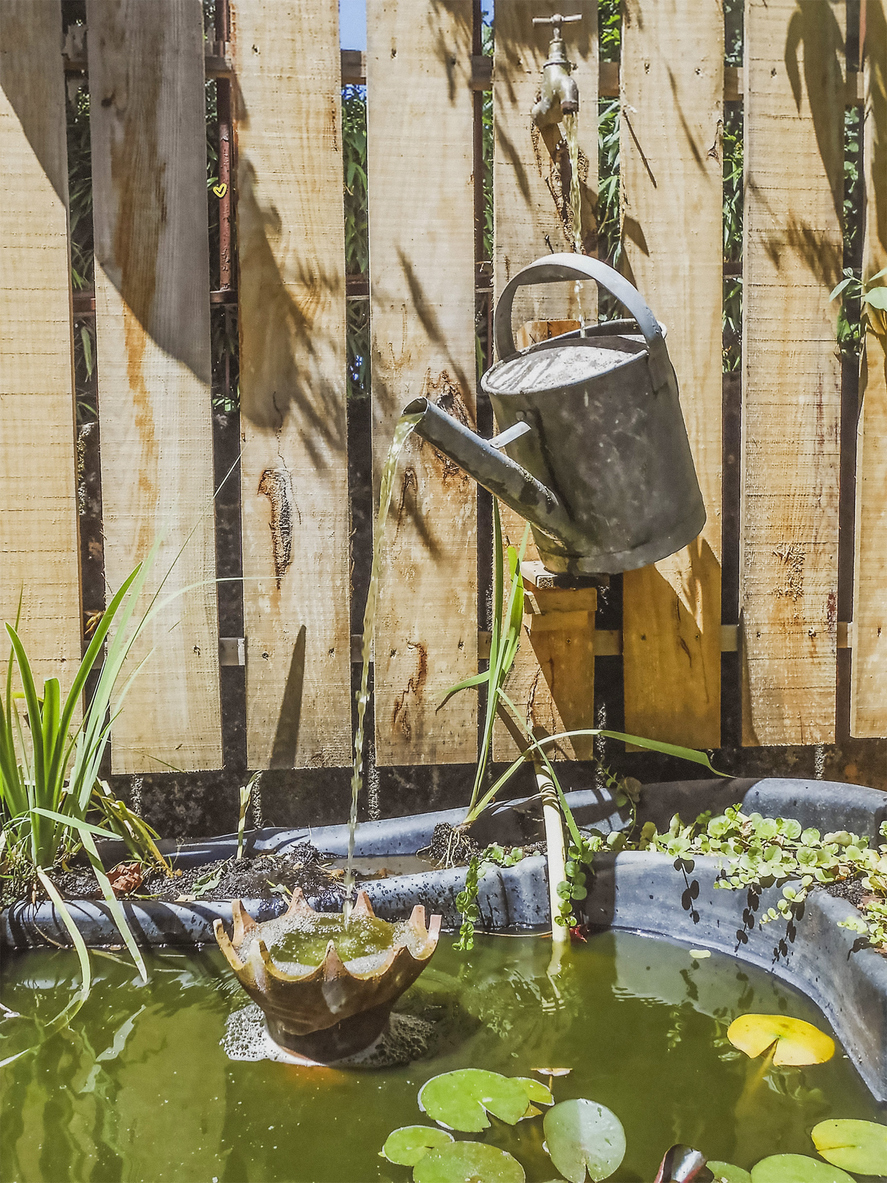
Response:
[62, 43, 866, 105]
[215, 623, 852, 666]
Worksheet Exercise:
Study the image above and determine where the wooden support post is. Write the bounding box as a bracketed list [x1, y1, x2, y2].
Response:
[88, 0, 222, 772]
[741, 0, 845, 745]
[851, 0, 887, 736]
[234, 0, 352, 769]
[619, 0, 724, 750]
[0, 1, 82, 692]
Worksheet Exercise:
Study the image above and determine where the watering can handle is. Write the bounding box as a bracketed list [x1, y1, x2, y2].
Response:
[494, 253, 673, 393]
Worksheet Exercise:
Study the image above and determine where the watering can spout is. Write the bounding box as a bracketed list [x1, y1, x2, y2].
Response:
[402, 396, 580, 548]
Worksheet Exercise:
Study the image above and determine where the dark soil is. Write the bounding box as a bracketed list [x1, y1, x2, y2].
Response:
[824, 875, 869, 908]
[9, 845, 348, 911]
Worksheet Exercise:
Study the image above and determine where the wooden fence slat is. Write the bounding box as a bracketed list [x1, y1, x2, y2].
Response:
[492, 0, 598, 761]
[88, 0, 221, 772]
[851, 0, 887, 736]
[233, 1, 352, 770]
[740, 0, 845, 746]
[0, 1, 82, 692]
[620, 0, 724, 749]
[367, 0, 478, 766]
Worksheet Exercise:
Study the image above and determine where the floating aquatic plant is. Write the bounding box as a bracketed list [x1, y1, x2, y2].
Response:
[726, 1014, 835, 1067]
[810, 1118, 887, 1177]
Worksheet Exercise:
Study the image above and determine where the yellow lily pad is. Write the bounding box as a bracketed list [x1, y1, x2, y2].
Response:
[726, 1014, 835, 1066]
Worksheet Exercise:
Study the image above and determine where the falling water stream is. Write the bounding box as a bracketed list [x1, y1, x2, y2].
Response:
[562, 111, 591, 332]
[343, 413, 421, 919]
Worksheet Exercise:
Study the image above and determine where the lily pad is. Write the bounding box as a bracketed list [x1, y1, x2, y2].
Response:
[811, 1118, 887, 1177]
[543, 1098, 626, 1182]
[418, 1069, 531, 1132]
[708, 1163, 752, 1183]
[516, 1077, 554, 1105]
[381, 1126, 454, 1167]
[750, 1154, 855, 1183]
[726, 1014, 835, 1066]
[413, 1140, 525, 1183]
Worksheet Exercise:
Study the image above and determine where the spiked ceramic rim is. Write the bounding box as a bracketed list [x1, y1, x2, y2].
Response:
[212, 889, 441, 983]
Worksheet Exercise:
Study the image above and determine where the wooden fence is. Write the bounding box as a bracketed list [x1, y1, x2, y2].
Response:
[1, 0, 885, 777]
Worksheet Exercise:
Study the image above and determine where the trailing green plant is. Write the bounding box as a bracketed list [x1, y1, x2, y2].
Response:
[642, 808, 887, 952]
[454, 843, 525, 952]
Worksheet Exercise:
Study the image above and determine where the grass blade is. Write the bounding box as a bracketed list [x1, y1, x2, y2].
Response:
[80, 830, 148, 982]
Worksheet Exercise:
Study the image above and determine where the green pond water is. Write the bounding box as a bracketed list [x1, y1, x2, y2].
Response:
[1, 931, 882, 1183]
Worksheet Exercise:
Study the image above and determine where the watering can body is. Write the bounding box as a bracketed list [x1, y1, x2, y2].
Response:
[405, 254, 705, 575]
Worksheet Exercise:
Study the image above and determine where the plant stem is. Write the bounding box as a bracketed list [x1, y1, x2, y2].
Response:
[536, 759, 568, 946]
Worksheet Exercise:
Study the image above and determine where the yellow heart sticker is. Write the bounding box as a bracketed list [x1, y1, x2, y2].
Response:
[212, 183, 228, 198]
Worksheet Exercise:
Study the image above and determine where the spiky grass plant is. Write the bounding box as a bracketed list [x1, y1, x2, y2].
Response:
[0, 561, 164, 982]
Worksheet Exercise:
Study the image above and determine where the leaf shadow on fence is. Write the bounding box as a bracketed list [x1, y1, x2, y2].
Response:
[785, 0, 846, 229]
[234, 155, 347, 463]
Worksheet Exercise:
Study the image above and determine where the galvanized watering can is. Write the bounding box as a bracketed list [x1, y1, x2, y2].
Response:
[403, 254, 705, 574]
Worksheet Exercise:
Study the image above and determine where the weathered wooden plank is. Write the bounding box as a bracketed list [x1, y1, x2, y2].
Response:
[367, 0, 477, 765]
[0, 1, 82, 692]
[619, 0, 723, 749]
[492, 0, 598, 760]
[740, 0, 844, 745]
[233, 0, 352, 769]
[851, 0, 887, 737]
[88, 0, 221, 772]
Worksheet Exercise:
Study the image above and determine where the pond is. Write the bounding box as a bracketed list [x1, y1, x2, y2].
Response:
[1, 931, 882, 1183]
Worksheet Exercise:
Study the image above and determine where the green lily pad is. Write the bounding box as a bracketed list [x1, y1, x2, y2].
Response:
[751, 1154, 855, 1183]
[516, 1077, 554, 1105]
[543, 1098, 626, 1182]
[727, 1014, 835, 1066]
[811, 1118, 887, 1177]
[381, 1126, 454, 1167]
[708, 1164, 752, 1183]
[418, 1069, 531, 1132]
[412, 1140, 525, 1183]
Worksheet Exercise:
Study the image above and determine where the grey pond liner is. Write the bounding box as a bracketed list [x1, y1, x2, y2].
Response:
[2, 777, 886, 1102]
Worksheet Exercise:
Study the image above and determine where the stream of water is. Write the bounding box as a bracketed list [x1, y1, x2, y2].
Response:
[562, 111, 592, 333]
[343, 413, 421, 918]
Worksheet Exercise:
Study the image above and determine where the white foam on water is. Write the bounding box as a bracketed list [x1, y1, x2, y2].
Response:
[221, 1004, 435, 1068]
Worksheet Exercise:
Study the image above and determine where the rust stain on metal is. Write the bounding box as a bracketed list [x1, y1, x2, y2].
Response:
[390, 642, 428, 741]
[258, 468, 295, 587]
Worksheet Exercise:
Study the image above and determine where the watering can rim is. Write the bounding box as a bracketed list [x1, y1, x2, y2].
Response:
[493, 253, 672, 393]
[480, 329, 651, 397]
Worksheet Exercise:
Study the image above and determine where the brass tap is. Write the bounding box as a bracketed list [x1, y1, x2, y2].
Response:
[531, 13, 581, 128]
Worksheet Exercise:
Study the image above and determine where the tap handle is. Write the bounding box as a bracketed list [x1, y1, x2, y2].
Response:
[533, 13, 583, 29]
[493, 253, 672, 394]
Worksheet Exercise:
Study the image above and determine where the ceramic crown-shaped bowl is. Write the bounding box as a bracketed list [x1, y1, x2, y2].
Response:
[213, 888, 441, 1062]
